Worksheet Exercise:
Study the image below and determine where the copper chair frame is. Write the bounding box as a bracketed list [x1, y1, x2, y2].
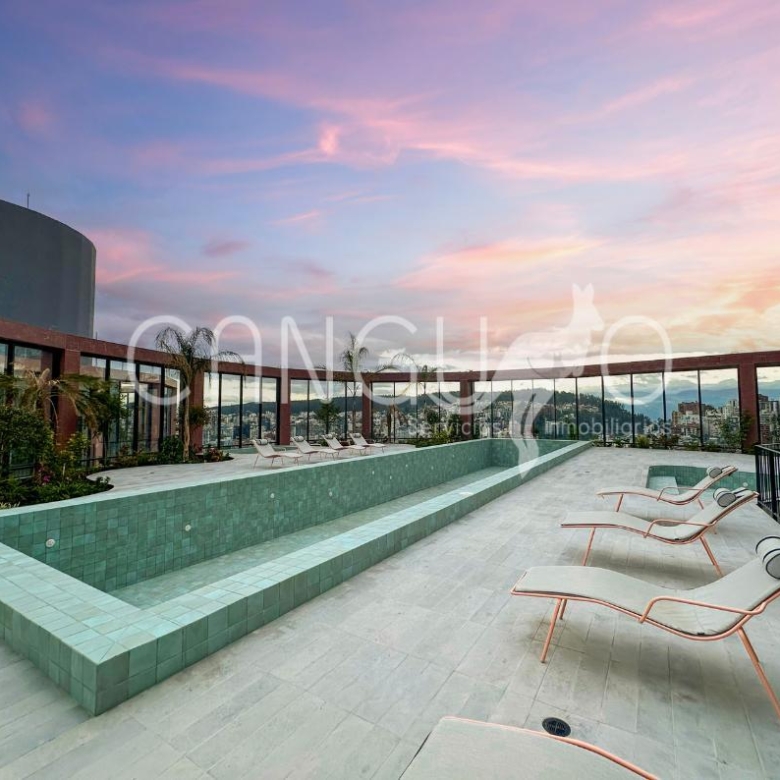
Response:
[569, 491, 757, 576]
[403, 716, 659, 779]
[511, 574, 780, 721]
[599, 465, 737, 511]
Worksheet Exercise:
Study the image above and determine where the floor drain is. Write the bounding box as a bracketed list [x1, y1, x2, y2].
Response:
[541, 717, 571, 737]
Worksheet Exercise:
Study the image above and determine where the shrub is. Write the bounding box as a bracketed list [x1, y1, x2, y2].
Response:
[202, 446, 229, 462]
[158, 436, 185, 464]
[0, 406, 54, 478]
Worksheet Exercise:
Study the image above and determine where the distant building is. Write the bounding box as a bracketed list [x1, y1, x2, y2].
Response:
[0, 198, 95, 336]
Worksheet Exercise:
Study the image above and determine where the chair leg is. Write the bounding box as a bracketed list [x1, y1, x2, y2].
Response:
[737, 628, 780, 721]
[699, 537, 723, 576]
[581, 528, 596, 566]
[540, 599, 564, 663]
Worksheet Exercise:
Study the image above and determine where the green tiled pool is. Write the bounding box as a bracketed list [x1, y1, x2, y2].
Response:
[0, 438, 588, 714]
[647, 463, 756, 493]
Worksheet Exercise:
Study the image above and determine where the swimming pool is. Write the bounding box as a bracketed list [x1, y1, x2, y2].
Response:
[0, 438, 588, 714]
[646, 463, 756, 492]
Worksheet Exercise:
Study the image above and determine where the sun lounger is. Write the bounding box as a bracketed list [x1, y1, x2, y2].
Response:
[291, 435, 337, 461]
[597, 465, 737, 510]
[323, 433, 367, 456]
[511, 536, 780, 720]
[564, 487, 757, 574]
[251, 438, 304, 467]
[400, 716, 658, 779]
[349, 432, 387, 452]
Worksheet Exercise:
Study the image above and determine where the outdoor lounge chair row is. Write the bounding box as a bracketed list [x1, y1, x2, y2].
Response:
[251, 433, 387, 467]
[510, 465, 780, 722]
[403, 464, 779, 778]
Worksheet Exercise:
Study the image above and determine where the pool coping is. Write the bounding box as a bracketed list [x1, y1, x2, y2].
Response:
[0, 440, 589, 714]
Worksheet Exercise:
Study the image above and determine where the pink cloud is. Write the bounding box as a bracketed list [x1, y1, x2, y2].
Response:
[397, 238, 602, 293]
[596, 76, 694, 117]
[640, 0, 780, 38]
[318, 124, 340, 156]
[91, 228, 239, 287]
[16, 99, 56, 136]
[271, 209, 323, 227]
[202, 238, 250, 257]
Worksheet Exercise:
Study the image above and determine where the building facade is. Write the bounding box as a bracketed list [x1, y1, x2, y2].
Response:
[1, 316, 780, 460]
[0, 198, 95, 337]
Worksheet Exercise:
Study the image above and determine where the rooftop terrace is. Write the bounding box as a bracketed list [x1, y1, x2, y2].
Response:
[0, 448, 777, 779]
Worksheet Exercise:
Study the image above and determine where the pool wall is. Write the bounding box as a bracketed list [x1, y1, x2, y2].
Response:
[0, 439, 589, 715]
[0, 438, 570, 592]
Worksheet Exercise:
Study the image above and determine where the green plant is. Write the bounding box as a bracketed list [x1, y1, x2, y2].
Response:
[155, 326, 242, 461]
[649, 432, 679, 449]
[158, 436, 185, 464]
[0, 470, 111, 507]
[314, 399, 342, 433]
[188, 404, 211, 429]
[113, 445, 139, 469]
[339, 331, 400, 435]
[0, 478, 27, 506]
[46, 431, 91, 482]
[718, 411, 754, 452]
[0, 369, 116, 430]
[635, 434, 651, 448]
[0, 406, 54, 478]
[135, 451, 154, 466]
[202, 446, 229, 462]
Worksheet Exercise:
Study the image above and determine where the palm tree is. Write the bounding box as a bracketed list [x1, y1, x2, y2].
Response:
[339, 333, 370, 434]
[0, 369, 114, 430]
[155, 326, 242, 460]
[314, 399, 342, 435]
[389, 355, 443, 437]
[339, 332, 398, 436]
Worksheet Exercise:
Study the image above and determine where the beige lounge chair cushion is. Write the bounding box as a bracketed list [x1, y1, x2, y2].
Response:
[513, 559, 780, 636]
[562, 490, 755, 541]
[562, 511, 701, 541]
[400, 717, 651, 779]
[597, 466, 737, 504]
[596, 485, 701, 504]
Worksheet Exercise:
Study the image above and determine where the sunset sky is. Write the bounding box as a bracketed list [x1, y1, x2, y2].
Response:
[2, 0, 779, 368]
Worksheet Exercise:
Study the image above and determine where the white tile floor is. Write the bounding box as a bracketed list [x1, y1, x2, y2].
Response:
[1, 447, 778, 779]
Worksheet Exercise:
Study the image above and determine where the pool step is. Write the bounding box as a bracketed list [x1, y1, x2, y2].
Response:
[111, 466, 508, 609]
[0, 440, 591, 715]
[647, 475, 680, 493]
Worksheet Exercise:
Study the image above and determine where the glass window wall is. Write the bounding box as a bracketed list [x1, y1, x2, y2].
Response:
[699, 369, 739, 447]
[666, 371, 701, 445]
[758, 367, 780, 443]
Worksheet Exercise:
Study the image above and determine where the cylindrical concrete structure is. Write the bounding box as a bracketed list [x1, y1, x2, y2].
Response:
[0, 198, 95, 337]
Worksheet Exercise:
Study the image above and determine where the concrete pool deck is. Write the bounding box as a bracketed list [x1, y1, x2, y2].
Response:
[1, 448, 777, 778]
